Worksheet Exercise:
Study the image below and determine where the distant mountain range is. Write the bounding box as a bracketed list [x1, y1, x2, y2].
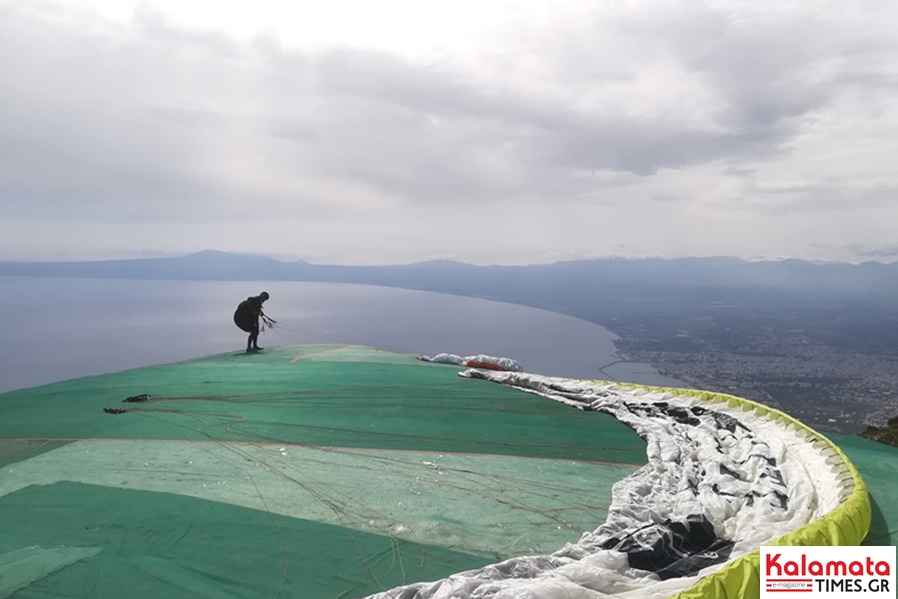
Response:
[3, 250, 897, 327]
[2, 249, 896, 297]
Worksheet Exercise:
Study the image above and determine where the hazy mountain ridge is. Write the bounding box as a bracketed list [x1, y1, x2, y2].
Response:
[3, 252, 895, 322]
[3, 251, 896, 326]
[2, 250, 895, 292]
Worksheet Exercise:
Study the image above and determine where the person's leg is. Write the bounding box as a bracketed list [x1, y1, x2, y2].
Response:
[248, 321, 261, 351]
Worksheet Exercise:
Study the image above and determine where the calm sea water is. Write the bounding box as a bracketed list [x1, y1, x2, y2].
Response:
[0, 276, 682, 393]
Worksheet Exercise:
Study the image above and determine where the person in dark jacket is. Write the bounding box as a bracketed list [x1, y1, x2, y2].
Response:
[234, 291, 269, 352]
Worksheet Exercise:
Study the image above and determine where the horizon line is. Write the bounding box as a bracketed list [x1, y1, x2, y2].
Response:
[2, 249, 896, 268]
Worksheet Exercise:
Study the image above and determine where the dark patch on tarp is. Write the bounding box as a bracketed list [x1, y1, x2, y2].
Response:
[601, 514, 735, 580]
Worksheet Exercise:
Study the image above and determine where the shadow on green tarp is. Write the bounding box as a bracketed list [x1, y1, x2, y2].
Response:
[0, 440, 72, 469]
[0, 481, 491, 599]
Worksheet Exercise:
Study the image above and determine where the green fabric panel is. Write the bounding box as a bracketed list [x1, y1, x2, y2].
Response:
[0, 346, 646, 465]
[0, 481, 491, 599]
[1, 440, 637, 559]
[0, 546, 101, 599]
[825, 433, 898, 547]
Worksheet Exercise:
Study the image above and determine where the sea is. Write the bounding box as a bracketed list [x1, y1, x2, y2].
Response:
[0, 276, 682, 394]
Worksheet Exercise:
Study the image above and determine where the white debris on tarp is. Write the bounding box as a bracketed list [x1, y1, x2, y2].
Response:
[366, 371, 849, 599]
[419, 353, 523, 372]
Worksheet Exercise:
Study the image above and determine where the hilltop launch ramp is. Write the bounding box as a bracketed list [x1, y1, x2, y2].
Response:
[0, 344, 887, 599]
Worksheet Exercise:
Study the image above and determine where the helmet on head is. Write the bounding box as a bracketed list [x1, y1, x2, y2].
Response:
[260, 291, 270, 301]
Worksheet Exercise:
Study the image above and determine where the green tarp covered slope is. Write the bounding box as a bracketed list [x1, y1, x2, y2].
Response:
[1, 344, 894, 599]
[0, 345, 646, 599]
[828, 433, 898, 548]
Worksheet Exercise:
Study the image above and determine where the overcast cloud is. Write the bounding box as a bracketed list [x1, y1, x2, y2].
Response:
[1, 0, 896, 264]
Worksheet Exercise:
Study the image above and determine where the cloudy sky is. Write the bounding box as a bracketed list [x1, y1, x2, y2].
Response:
[1, 0, 896, 265]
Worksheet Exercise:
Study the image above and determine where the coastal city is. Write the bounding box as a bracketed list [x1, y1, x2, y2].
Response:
[612, 322, 898, 435]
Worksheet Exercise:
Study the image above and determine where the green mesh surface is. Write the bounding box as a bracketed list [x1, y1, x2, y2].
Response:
[825, 433, 898, 547]
[1, 345, 644, 463]
[0, 482, 486, 599]
[0, 345, 647, 599]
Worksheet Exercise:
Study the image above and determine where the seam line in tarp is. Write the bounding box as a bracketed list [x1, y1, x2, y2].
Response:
[0, 438, 644, 467]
